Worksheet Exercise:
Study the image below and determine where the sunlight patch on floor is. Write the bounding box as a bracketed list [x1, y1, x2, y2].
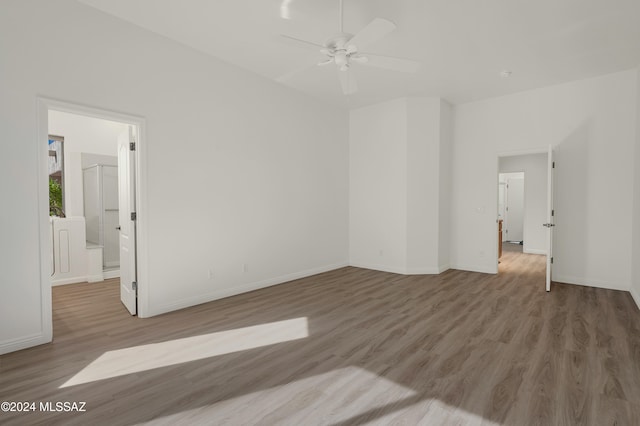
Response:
[129, 365, 502, 425]
[419, 400, 503, 426]
[137, 366, 418, 425]
[60, 317, 309, 388]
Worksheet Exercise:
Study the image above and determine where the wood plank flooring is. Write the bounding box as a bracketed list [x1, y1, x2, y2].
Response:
[1, 250, 639, 425]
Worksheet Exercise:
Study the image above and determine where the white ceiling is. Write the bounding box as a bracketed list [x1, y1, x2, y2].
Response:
[78, 0, 640, 108]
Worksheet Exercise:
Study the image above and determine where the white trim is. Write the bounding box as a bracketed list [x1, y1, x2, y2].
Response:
[405, 264, 450, 275]
[87, 273, 105, 283]
[497, 147, 549, 158]
[630, 286, 640, 311]
[148, 262, 349, 317]
[37, 97, 149, 338]
[523, 248, 547, 255]
[348, 261, 406, 275]
[52, 277, 90, 286]
[438, 264, 451, 273]
[40, 98, 145, 127]
[37, 99, 53, 347]
[135, 120, 149, 318]
[450, 263, 497, 275]
[348, 262, 451, 275]
[404, 268, 441, 275]
[104, 269, 120, 280]
[0, 333, 49, 356]
[51, 269, 119, 286]
[553, 274, 630, 292]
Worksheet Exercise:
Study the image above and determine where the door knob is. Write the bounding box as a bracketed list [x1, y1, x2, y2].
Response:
[116, 226, 121, 230]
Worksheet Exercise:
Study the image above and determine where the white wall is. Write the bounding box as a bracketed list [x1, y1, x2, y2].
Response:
[406, 98, 442, 273]
[632, 67, 640, 309]
[438, 101, 453, 271]
[499, 154, 547, 254]
[349, 97, 451, 274]
[452, 70, 637, 289]
[49, 110, 127, 217]
[0, 0, 348, 354]
[349, 99, 408, 272]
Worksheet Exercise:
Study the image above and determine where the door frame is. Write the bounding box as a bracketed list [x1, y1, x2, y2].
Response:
[37, 97, 149, 342]
[495, 147, 549, 274]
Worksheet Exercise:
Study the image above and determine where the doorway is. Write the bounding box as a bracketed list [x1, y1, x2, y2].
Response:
[37, 98, 147, 341]
[49, 110, 129, 283]
[496, 151, 551, 287]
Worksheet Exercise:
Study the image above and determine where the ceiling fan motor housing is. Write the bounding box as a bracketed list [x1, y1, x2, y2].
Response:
[324, 33, 358, 70]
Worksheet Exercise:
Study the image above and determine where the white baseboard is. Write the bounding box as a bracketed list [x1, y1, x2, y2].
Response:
[523, 248, 547, 255]
[449, 263, 497, 275]
[349, 262, 451, 275]
[438, 264, 451, 273]
[52, 269, 120, 286]
[87, 273, 104, 283]
[405, 264, 450, 275]
[348, 261, 405, 275]
[630, 286, 640, 311]
[52, 276, 89, 286]
[0, 333, 50, 356]
[149, 262, 349, 317]
[104, 269, 120, 279]
[552, 274, 630, 292]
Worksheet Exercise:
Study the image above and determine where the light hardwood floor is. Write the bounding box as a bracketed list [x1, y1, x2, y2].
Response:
[1, 250, 639, 425]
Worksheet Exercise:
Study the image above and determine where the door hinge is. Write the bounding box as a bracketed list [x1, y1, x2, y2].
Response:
[552, 161, 555, 168]
[132, 281, 138, 291]
[130, 142, 136, 151]
[131, 212, 137, 221]
[551, 257, 554, 264]
[552, 209, 555, 216]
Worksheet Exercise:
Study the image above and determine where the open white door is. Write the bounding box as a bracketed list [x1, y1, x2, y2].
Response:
[544, 145, 555, 292]
[117, 126, 137, 315]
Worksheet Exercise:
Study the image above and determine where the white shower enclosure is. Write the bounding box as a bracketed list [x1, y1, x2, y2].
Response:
[83, 164, 120, 271]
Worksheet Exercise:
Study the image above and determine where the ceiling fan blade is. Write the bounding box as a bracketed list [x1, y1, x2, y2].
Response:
[338, 68, 357, 95]
[358, 54, 420, 73]
[278, 34, 325, 51]
[348, 18, 396, 50]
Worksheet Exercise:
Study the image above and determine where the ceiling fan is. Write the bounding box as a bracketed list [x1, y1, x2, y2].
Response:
[278, 0, 420, 95]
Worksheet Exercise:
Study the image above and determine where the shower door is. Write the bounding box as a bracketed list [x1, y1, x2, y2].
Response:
[83, 164, 120, 271]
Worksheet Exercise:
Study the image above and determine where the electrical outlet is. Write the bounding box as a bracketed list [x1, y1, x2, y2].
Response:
[379, 249, 383, 256]
[208, 269, 214, 279]
[242, 263, 248, 273]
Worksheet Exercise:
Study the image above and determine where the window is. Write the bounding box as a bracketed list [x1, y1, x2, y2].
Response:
[48, 135, 65, 216]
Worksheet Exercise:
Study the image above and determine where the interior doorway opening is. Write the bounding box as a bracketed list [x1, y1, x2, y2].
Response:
[38, 98, 146, 343]
[48, 110, 129, 283]
[496, 152, 550, 287]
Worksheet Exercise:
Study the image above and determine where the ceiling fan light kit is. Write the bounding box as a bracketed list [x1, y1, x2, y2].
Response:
[278, 0, 420, 95]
